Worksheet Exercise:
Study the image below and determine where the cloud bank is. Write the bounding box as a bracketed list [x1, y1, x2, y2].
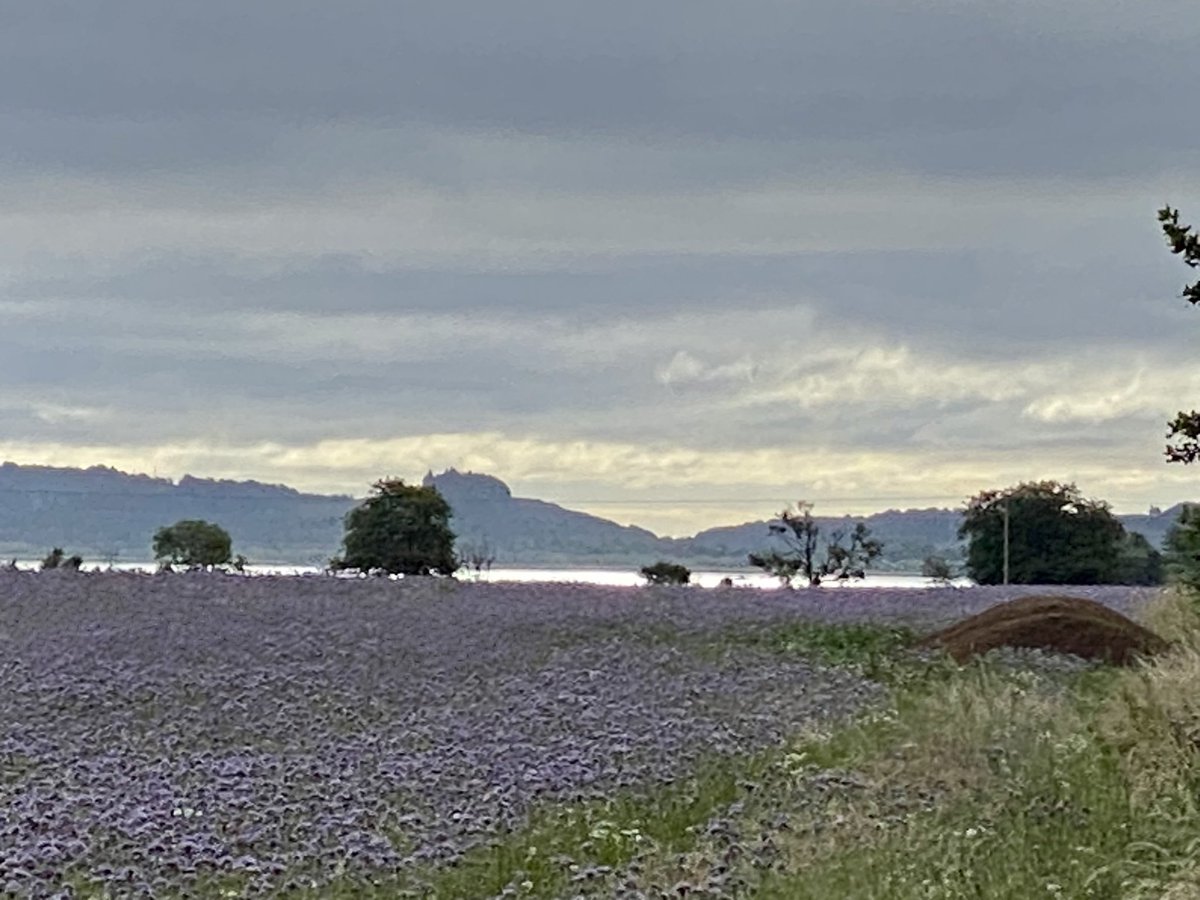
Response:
[2, 1, 1199, 534]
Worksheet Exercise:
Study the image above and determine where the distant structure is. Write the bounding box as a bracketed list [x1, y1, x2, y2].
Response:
[422, 468, 512, 503]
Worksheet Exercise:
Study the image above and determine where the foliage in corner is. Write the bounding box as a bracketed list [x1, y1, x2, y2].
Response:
[748, 501, 883, 587]
[640, 560, 691, 586]
[152, 519, 234, 570]
[1164, 504, 1200, 594]
[331, 479, 457, 577]
[1159, 206, 1200, 464]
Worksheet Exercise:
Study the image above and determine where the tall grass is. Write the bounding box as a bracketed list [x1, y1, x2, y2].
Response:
[624, 589, 1200, 899]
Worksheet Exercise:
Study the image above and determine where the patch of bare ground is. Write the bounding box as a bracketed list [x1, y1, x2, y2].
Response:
[917, 593, 1169, 665]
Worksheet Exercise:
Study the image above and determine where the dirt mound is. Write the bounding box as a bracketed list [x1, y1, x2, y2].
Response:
[917, 594, 1169, 666]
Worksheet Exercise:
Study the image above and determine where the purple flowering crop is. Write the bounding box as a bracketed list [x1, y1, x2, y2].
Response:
[0, 571, 1153, 897]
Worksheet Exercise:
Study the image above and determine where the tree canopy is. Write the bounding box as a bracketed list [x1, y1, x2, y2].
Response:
[152, 519, 234, 569]
[1159, 206, 1200, 463]
[959, 481, 1154, 585]
[331, 479, 457, 576]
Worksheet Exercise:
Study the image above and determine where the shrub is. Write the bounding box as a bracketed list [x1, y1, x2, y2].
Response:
[459, 541, 496, 579]
[40, 549, 84, 571]
[920, 554, 954, 584]
[640, 561, 691, 586]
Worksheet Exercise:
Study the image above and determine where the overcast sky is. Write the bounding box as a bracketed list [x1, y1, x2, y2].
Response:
[3, 1, 1200, 535]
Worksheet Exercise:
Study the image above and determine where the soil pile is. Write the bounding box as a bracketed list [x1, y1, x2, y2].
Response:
[917, 594, 1169, 665]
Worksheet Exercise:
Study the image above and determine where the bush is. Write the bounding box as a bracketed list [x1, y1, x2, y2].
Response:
[640, 561, 691, 586]
[40, 548, 83, 571]
[330, 479, 457, 576]
[152, 520, 234, 569]
[459, 541, 496, 579]
[920, 554, 954, 584]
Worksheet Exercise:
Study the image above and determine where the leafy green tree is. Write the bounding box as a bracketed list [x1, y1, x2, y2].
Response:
[1164, 504, 1200, 592]
[960, 481, 1130, 585]
[1158, 206, 1200, 463]
[749, 502, 883, 587]
[152, 519, 234, 569]
[331, 479, 457, 576]
[640, 561, 691, 586]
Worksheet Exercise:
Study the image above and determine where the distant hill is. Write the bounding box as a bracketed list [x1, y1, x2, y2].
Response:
[0, 461, 1190, 570]
[667, 507, 968, 570]
[0, 462, 353, 564]
[422, 469, 665, 565]
[1113, 505, 1191, 556]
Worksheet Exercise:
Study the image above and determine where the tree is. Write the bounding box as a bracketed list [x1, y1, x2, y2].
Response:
[1164, 504, 1200, 592]
[331, 479, 457, 576]
[640, 561, 691, 586]
[749, 502, 883, 587]
[152, 520, 234, 569]
[1158, 206, 1200, 463]
[959, 481, 1129, 585]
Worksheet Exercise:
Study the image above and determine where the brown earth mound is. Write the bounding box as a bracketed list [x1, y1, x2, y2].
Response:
[917, 594, 1169, 665]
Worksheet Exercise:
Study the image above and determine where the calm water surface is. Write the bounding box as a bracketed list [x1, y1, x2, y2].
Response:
[12, 560, 970, 589]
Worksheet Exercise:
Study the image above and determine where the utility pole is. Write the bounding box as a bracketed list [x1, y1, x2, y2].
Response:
[1002, 500, 1010, 586]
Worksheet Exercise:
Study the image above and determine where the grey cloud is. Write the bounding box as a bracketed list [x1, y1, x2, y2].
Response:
[0, 2, 1196, 182]
[9, 237, 1190, 353]
[2, 1, 1199, 521]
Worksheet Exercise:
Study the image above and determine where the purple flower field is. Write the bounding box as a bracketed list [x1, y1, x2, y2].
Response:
[0, 573, 1157, 898]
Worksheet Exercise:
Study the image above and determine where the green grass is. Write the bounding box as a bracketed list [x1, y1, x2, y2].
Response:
[539, 617, 922, 683]
[709, 619, 921, 681]
[751, 665, 1137, 899]
[628, 591, 1200, 900]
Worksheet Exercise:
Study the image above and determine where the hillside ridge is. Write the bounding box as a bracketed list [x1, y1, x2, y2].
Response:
[0, 461, 1188, 568]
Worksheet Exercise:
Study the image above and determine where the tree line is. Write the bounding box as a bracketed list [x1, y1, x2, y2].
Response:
[17, 474, 1200, 589]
